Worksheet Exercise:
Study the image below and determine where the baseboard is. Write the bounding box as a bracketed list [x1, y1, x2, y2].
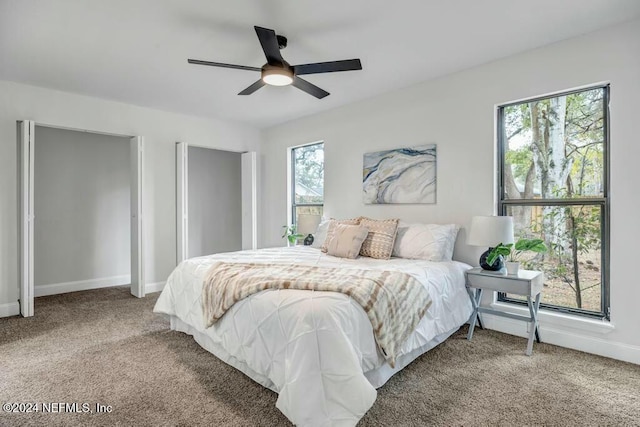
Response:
[0, 302, 20, 318]
[145, 281, 165, 294]
[35, 275, 131, 297]
[481, 313, 640, 365]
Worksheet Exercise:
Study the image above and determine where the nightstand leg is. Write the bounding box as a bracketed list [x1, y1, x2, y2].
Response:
[525, 293, 541, 356]
[534, 293, 541, 343]
[466, 288, 483, 341]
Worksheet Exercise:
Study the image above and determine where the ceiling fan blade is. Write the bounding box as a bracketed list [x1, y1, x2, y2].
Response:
[254, 26, 284, 65]
[238, 79, 266, 95]
[292, 77, 329, 99]
[188, 59, 261, 72]
[293, 59, 362, 75]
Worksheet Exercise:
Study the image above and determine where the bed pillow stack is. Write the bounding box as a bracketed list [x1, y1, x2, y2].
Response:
[314, 217, 459, 262]
[392, 223, 460, 262]
[358, 217, 400, 260]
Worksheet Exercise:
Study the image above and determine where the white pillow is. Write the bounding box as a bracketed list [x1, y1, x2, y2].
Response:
[310, 219, 330, 249]
[392, 223, 460, 261]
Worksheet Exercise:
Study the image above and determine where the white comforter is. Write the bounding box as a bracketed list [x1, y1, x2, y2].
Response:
[154, 247, 472, 426]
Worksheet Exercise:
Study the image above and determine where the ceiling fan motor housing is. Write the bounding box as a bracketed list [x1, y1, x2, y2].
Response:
[276, 35, 287, 49]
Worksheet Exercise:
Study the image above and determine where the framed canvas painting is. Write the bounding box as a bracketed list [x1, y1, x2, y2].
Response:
[363, 144, 437, 204]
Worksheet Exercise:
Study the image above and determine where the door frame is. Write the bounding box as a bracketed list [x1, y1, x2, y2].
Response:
[18, 121, 145, 317]
[175, 142, 257, 264]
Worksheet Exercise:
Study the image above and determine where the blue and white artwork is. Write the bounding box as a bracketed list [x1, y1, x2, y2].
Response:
[363, 144, 437, 204]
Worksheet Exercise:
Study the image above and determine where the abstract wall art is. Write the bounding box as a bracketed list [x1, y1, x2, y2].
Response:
[363, 144, 437, 204]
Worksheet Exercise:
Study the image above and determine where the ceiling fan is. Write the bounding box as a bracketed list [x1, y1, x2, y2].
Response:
[188, 26, 362, 99]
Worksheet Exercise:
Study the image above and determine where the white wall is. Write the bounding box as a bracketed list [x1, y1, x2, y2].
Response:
[0, 80, 261, 312]
[188, 146, 242, 257]
[34, 126, 130, 287]
[260, 20, 640, 363]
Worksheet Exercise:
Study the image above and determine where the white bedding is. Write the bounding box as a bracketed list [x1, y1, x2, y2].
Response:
[154, 246, 472, 426]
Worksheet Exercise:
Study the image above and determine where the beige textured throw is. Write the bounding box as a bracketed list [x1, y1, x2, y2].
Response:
[202, 262, 432, 367]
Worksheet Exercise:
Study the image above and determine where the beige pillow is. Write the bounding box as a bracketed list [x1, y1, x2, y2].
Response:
[326, 224, 369, 259]
[321, 217, 361, 252]
[359, 217, 399, 259]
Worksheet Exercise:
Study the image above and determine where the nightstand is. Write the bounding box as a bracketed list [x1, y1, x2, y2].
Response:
[465, 267, 544, 355]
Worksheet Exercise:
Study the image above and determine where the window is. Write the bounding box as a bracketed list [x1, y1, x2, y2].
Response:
[497, 85, 609, 319]
[291, 142, 324, 225]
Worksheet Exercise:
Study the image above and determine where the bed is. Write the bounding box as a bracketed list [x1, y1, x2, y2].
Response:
[154, 244, 473, 426]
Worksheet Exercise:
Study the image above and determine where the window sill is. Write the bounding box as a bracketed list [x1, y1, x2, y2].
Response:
[489, 300, 614, 335]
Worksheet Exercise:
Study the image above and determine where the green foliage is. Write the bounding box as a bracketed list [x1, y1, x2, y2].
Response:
[505, 147, 533, 183]
[486, 238, 548, 266]
[281, 225, 304, 244]
[486, 243, 512, 267]
[294, 144, 324, 204]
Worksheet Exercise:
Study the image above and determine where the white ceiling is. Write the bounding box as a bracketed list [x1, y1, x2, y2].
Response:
[2, 0, 639, 128]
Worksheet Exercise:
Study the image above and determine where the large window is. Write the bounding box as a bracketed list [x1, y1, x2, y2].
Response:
[497, 85, 609, 319]
[291, 142, 324, 225]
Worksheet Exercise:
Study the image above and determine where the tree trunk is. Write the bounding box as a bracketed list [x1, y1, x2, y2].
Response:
[570, 212, 583, 308]
[530, 98, 571, 251]
[504, 161, 535, 235]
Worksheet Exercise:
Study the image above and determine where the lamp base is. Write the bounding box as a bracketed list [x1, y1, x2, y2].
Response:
[479, 247, 504, 271]
[303, 234, 314, 246]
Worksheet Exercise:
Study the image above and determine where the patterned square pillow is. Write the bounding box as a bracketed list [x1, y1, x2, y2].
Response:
[326, 224, 369, 259]
[320, 218, 362, 252]
[358, 217, 399, 259]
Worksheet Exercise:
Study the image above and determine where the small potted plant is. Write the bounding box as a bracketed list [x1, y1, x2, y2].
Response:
[282, 225, 304, 247]
[486, 238, 548, 275]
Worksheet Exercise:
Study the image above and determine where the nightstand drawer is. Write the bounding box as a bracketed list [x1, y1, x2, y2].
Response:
[465, 269, 543, 297]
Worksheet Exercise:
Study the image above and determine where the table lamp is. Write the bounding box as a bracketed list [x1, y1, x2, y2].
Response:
[467, 216, 514, 271]
[297, 214, 322, 246]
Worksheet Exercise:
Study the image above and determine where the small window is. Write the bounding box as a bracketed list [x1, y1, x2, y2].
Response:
[497, 85, 609, 319]
[291, 142, 324, 225]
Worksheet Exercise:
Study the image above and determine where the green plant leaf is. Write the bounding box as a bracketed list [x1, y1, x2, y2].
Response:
[486, 243, 512, 266]
[514, 238, 548, 253]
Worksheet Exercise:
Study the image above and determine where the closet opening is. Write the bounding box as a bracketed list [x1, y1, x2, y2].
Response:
[18, 121, 144, 317]
[176, 142, 256, 263]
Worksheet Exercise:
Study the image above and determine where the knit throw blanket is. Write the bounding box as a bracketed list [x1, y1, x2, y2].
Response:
[201, 262, 432, 367]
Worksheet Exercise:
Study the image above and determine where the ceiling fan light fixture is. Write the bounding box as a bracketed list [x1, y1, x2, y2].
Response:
[262, 66, 294, 86]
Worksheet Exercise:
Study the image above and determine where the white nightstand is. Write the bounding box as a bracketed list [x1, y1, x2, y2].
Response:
[465, 267, 544, 355]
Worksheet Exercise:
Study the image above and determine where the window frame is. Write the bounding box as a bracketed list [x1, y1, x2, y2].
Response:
[290, 141, 324, 226]
[496, 84, 610, 320]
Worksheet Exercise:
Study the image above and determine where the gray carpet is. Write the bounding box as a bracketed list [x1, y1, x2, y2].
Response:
[1, 287, 639, 426]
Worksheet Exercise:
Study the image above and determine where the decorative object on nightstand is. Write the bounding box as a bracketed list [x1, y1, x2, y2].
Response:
[282, 225, 304, 247]
[486, 238, 548, 275]
[465, 267, 544, 355]
[467, 216, 514, 271]
[297, 214, 322, 246]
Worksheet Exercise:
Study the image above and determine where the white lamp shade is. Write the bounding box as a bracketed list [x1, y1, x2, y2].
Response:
[297, 214, 322, 235]
[467, 216, 514, 247]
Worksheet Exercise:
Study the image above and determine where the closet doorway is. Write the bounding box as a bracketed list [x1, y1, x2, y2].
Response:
[18, 121, 145, 317]
[176, 142, 257, 263]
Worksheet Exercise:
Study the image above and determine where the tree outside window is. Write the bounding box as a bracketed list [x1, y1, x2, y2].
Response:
[498, 86, 609, 318]
[291, 142, 324, 225]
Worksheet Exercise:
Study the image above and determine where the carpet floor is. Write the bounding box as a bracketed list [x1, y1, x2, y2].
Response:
[1, 287, 639, 426]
